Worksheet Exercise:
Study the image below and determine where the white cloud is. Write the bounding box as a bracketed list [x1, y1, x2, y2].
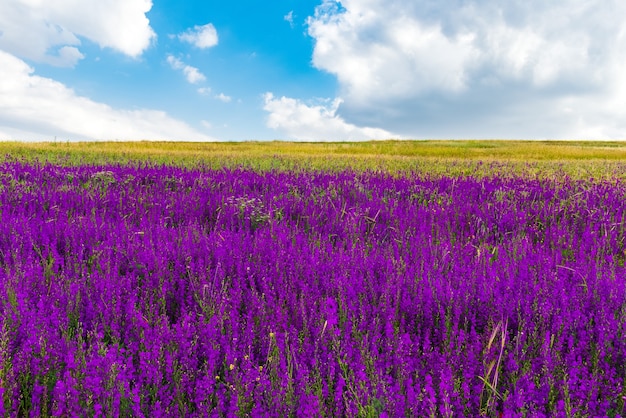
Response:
[178, 23, 219, 49]
[53, 46, 85, 67]
[284, 11, 295, 28]
[184, 68, 206, 84]
[308, 3, 478, 100]
[0, 126, 43, 141]
[306, 0, 626, 139]
[263, 93, 396, 141]
[0, 51, 215, 141]
[215, 93, 232, 103]
[197, 87, 212, 95]
[33, 45, 85, 68]
[166, 55, 206, 84]
[0, 0, 155, 65]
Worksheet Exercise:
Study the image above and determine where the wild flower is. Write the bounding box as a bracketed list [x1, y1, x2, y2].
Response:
[0, 161, 624, 415]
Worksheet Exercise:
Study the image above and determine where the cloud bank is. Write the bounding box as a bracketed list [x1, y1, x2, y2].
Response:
[263, 93, 395, 141]
[0, 0, 156, 66]
[301, 0, 626, 139]
[0, 51, 214, 141]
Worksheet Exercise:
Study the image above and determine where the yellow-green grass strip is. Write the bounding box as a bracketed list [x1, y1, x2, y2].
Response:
[2, 140, 626, 179]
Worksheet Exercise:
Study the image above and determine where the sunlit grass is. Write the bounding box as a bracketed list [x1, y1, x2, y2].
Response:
[2, 140, 626, 178]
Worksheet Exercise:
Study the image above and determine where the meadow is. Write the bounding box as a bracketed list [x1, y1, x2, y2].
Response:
[1, 140, 626, 416]
[3, 140, 626, 178]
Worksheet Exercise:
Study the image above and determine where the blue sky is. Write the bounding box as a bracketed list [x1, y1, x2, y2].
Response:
[1, 0, 626, 141]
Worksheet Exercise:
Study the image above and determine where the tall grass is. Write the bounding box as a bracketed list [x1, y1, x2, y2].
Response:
[2, 140, 626, 179]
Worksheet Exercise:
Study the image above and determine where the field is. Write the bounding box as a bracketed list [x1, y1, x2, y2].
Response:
[1, 141, 626, 416]
[4, 140, 626, 178]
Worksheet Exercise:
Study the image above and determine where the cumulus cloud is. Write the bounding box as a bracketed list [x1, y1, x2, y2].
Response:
[0, 51, 215, 141]
[0, 0, 155, 65]
[178, 23, 219, 49]
[263, 93, 396, 141]
[308, 1, 479, 99]
[306, 0, 626, 139]
[166, 55, 206, 84]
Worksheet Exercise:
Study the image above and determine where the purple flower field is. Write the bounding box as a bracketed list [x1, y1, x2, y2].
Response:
[0, 160, 625, 416]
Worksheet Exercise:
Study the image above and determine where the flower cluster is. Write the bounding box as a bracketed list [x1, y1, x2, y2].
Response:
[0, 161, 625, 416]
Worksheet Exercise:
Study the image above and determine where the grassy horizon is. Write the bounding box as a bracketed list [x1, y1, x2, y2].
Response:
[2, 139, 626, 178]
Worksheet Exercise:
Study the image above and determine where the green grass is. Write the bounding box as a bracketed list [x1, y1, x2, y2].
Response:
[2, 140, 626, 178]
